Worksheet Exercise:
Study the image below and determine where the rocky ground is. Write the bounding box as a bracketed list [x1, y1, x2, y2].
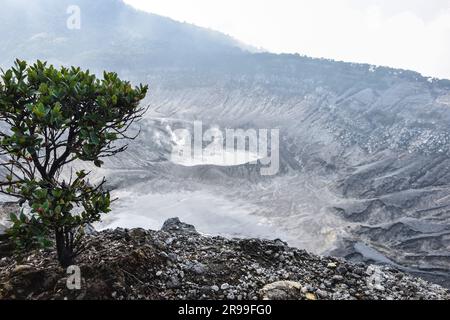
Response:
[0, 218, 448, 300]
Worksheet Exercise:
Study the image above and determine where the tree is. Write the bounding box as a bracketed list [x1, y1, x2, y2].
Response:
[0, 60, 148, 267]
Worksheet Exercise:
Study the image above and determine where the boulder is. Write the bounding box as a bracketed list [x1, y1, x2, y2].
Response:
[161, 217, 197, 234]
[259, 281, 303, 300]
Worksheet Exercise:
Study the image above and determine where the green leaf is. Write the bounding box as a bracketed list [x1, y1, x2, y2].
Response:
[19, 212, 27, 223]
[52, 189, 62, 198]
[94, 159, 104, 168]
[4, 70, 13, 81]
[90, 132, 100, 145]
[38, 83, 48, 94]
[9, 212, 18, 223]
[106, 133, 117, 140]
[32, 103, 47, 118]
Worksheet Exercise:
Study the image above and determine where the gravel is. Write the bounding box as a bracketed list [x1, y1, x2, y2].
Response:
[0, 218, 448, 300]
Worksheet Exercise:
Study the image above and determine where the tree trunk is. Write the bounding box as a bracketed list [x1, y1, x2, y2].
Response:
[55, 229, 74, 268]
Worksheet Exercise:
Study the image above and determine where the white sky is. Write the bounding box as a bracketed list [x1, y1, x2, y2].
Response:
[123, 0, 450, 79]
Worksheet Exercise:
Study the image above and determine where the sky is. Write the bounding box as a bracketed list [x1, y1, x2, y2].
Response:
[123, 0, 450, 80]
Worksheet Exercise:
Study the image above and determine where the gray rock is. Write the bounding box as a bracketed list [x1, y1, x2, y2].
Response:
[336, 266, 348, 275]
[316, 289, 328, 298]
[227, 293, 235, 300]
[332, 275, 344, 282]
[211, 285, 219, 292]
[168, 253, 179, 262]
[189, 263, 206, 275]
[220, 283, 230, 290]
[167, 276, 181, 289]
[161, 218, 197, 234]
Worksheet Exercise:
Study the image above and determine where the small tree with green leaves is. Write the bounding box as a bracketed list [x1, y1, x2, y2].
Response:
[0, 60, 148, 267]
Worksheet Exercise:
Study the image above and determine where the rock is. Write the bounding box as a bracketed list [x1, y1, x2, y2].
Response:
[129, 228, 148, 239]
[167, 276, 181, 289]
[305, 292, 317, 300]
[165, 237, 175, 245]
[327, 262, 337, 269]
[273, 239, 288, 249]
[211, 285, 219, 292]
[168, 253, 179, 262]
[374, 284, 386, 292]
[161, 218, 197, 234]
[301, 285, 314, 293]
[227, 293, 235, 300]
[188, 263, 206, 275]
[13, 265, 34, 274]
[159, 252, 169, 259]
[259, 281, 303, 300]
[325, 279, 333, 288]
[220, 283, 230, 290]
[336, 266, 347, 275]
[153, 240, 167, 250]
[316, 289, 328, 298]
[332, 275, 344, 282]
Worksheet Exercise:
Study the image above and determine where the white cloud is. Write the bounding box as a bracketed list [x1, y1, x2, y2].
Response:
[124, 0, 450, 79]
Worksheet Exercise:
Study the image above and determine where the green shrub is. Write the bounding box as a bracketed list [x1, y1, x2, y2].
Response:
[0, 59, 148, 267]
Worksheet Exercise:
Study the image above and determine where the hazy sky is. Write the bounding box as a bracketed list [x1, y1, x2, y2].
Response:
[124, 0, 450, 79]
